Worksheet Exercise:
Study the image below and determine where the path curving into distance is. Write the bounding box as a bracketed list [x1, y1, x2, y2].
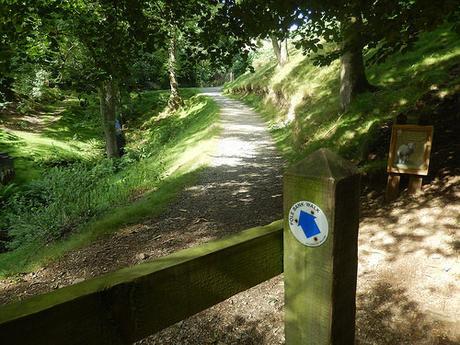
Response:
[183, 87, 284, 232]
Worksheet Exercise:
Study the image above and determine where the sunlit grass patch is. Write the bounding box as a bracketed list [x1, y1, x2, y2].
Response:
[0, 127, 97, 184]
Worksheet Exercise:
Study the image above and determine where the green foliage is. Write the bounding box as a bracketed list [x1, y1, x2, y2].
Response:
[128, 51, 170, 90]
[229, 0, 460, 66]
[6, 162, 113, 248]
[227, 0, 459, 111]
[0, 184, 17, 207]
[291, 0, 459, 65]
[14, 67, 52, 101]
[230, 54, 253, 78]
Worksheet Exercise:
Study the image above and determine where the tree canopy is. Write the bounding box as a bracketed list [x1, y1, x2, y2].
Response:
[226, 0, 460, 109]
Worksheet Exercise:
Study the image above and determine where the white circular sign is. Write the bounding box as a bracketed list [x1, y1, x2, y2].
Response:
[288, 201, 329, 247]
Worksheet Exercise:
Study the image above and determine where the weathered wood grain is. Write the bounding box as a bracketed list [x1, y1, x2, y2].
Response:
[283, 148, 360, 345]
[0, 220, 283, 345]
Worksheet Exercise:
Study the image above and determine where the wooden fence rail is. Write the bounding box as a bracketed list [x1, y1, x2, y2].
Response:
[0, 220, 283, 345]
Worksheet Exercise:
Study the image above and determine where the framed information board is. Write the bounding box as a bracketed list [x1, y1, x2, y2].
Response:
[387, 125, 433, 176]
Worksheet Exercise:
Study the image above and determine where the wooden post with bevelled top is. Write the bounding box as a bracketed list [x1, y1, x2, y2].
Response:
[284, 148, 361, 345]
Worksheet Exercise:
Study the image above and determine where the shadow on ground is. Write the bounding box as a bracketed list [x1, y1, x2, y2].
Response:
[357, 280, 459, 345]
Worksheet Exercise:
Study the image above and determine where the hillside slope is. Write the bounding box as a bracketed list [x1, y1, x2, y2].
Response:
[0, 89, 220, 276]
[225, 26, 460, 187]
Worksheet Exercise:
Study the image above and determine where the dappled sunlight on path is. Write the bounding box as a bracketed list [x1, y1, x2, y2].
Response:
[357, 176, 460, 344]
[172, 88, 283, 231]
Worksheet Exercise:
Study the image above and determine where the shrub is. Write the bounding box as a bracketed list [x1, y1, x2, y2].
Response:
[3, 157, 165, 249]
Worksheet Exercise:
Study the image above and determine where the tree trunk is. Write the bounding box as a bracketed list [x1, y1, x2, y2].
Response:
[270, 35, 282, 64]
[339, 12, 374, 112]
[280, 38, 289, 66]
[99, 78, 119, 158]
[167, 31, 182, 110]
[271, 35, 289, 66]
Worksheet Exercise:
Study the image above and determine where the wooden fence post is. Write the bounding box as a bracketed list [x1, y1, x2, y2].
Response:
[284, 148, 360, 344]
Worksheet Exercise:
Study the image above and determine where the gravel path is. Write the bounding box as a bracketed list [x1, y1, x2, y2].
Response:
[175, 87, 284, 233]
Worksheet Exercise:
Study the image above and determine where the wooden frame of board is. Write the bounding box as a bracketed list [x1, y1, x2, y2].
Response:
[387, 124, 433, 176]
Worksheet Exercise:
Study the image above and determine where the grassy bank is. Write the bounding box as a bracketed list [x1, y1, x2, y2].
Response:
[0, 89, 220, 276]
[225, 26, 460, 174]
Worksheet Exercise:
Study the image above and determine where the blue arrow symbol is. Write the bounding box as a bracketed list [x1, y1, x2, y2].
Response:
[298, 210, 321, 239]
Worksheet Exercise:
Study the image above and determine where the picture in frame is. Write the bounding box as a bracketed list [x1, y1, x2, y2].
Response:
[387, 124, 433, 176]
